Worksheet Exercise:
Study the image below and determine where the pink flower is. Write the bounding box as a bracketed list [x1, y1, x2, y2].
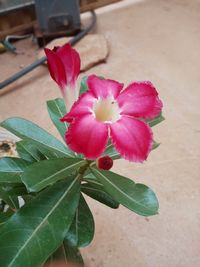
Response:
[61, 75, 163, 162]
[44, 44, 80, 111]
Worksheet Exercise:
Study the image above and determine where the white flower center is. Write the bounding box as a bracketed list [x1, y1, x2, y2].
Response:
[93, 97, 121, 123]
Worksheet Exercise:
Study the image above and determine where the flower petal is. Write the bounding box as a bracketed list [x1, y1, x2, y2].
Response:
[61, 92, 96, 123]
[117, 81, 163, 119]
[87, 75, 124, 99]
[56, 43, 80, 86]
[66, 115, 108, 159]
[44, 48, 67, 92]
[110, 116, 153, 162]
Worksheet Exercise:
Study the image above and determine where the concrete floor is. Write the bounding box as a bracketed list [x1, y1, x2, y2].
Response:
[0, 0, 200, 266]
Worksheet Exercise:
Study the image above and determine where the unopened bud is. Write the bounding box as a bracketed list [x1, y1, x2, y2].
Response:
[97, 156, 113, 170]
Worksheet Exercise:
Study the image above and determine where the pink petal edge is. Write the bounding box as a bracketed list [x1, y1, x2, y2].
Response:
[117, 81, 163, 119]
[110, 116, 153, 162]
[66, 114, 109, 159]
[60, 91, 96, 123]
[87, 75, 124, 99]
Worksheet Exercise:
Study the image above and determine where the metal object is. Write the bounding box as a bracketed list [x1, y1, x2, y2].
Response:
[0, 0, 121, 41]
[0, 11, 97, 90]
[34, 0, 80, 38]
[3, 34, 32, 53]
[0, 0, 34, 15]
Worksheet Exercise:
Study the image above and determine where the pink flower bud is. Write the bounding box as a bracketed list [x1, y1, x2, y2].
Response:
[97, 156, 113, 170]
[44, 43, 80, 112]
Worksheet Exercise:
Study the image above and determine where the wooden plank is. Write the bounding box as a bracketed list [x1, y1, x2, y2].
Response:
[0, 21, 34, 40]
[80, 0, 122, 12]
[0, 6, 35, 41]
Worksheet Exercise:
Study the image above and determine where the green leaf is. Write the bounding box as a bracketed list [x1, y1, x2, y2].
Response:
[91, 168, 159, 216]
[105, 144, 121, 160]
[65, 194, 94, 247]
[0, 210, 14, 225]
[22, 158, 85, 192]
[21, 195, 34, 204]
[0, 184, 27, 196]
[147, 112, 165, 127]
[79, 76, 88, 95]
[45, 242, 83, 266]
[0, 175, 81, 267]
[16, 140, 47, 162]
[63, 242, 84, 266]
[0, 117, 73, 158]
[152, 141, 160, 150]
[83, 173, 102, 186]
[47, 98, 68, 141]
[81, 182, 119, 209]
[0, 186, 19, 210]
[0, 157, 30, 183]
[83, 172, 107, 186]
[0, 210, 14, 229]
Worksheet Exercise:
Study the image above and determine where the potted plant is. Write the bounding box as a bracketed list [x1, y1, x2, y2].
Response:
[0, 43, 164, 267]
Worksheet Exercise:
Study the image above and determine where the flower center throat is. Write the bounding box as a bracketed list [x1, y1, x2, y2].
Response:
[93, 97, 121, 123]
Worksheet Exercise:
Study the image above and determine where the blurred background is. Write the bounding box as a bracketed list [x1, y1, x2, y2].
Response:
[0, 0, 200, 266]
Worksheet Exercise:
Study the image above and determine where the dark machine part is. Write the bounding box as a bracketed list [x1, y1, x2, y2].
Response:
[0, 0, 121, 42]
[0, 1, 34, 15]
[0, 11, 96, 90]
[34, 0, 81, 46]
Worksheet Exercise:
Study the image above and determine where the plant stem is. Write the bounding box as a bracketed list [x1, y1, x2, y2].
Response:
[78, 160, 92, 177]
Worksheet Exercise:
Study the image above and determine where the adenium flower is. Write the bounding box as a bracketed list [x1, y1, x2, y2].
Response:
[61, 75, 163, 162]
[97, 156, 113, 170]
[44, 44, 80, 111]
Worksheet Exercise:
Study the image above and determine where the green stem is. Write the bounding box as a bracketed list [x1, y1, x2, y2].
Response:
[78, 160, 93, 177]
[90, 161, 96, 167]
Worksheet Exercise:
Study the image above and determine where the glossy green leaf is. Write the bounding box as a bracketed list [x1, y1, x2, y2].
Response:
[22, 158, 85, 192]
[45, 242, 83, 266]
[0, 117, 73, 158]
[16, 140, 47, 162]
[0, 175, 81, 267]
[0, 157, 30, 183]
[81, 182, 119, 209]
[65, 194, 94, 247]
[0, 210, 14, 225]
[83, 173, 102, 185]
[0, 184, 27, 196]
[91, 168, 159, 216]
[79, 76, 88, 95]
[63, 242, 84, 266]
[147, 112, 165, 127]
[32, 145, 62, 159]
[47, 98, 67, 141]
[21, 195, 34, 204]
[105, 144, 121, 160]
[0, 186, 19, 210]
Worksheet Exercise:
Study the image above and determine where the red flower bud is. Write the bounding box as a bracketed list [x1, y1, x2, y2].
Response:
[97, 156, 113, 170]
